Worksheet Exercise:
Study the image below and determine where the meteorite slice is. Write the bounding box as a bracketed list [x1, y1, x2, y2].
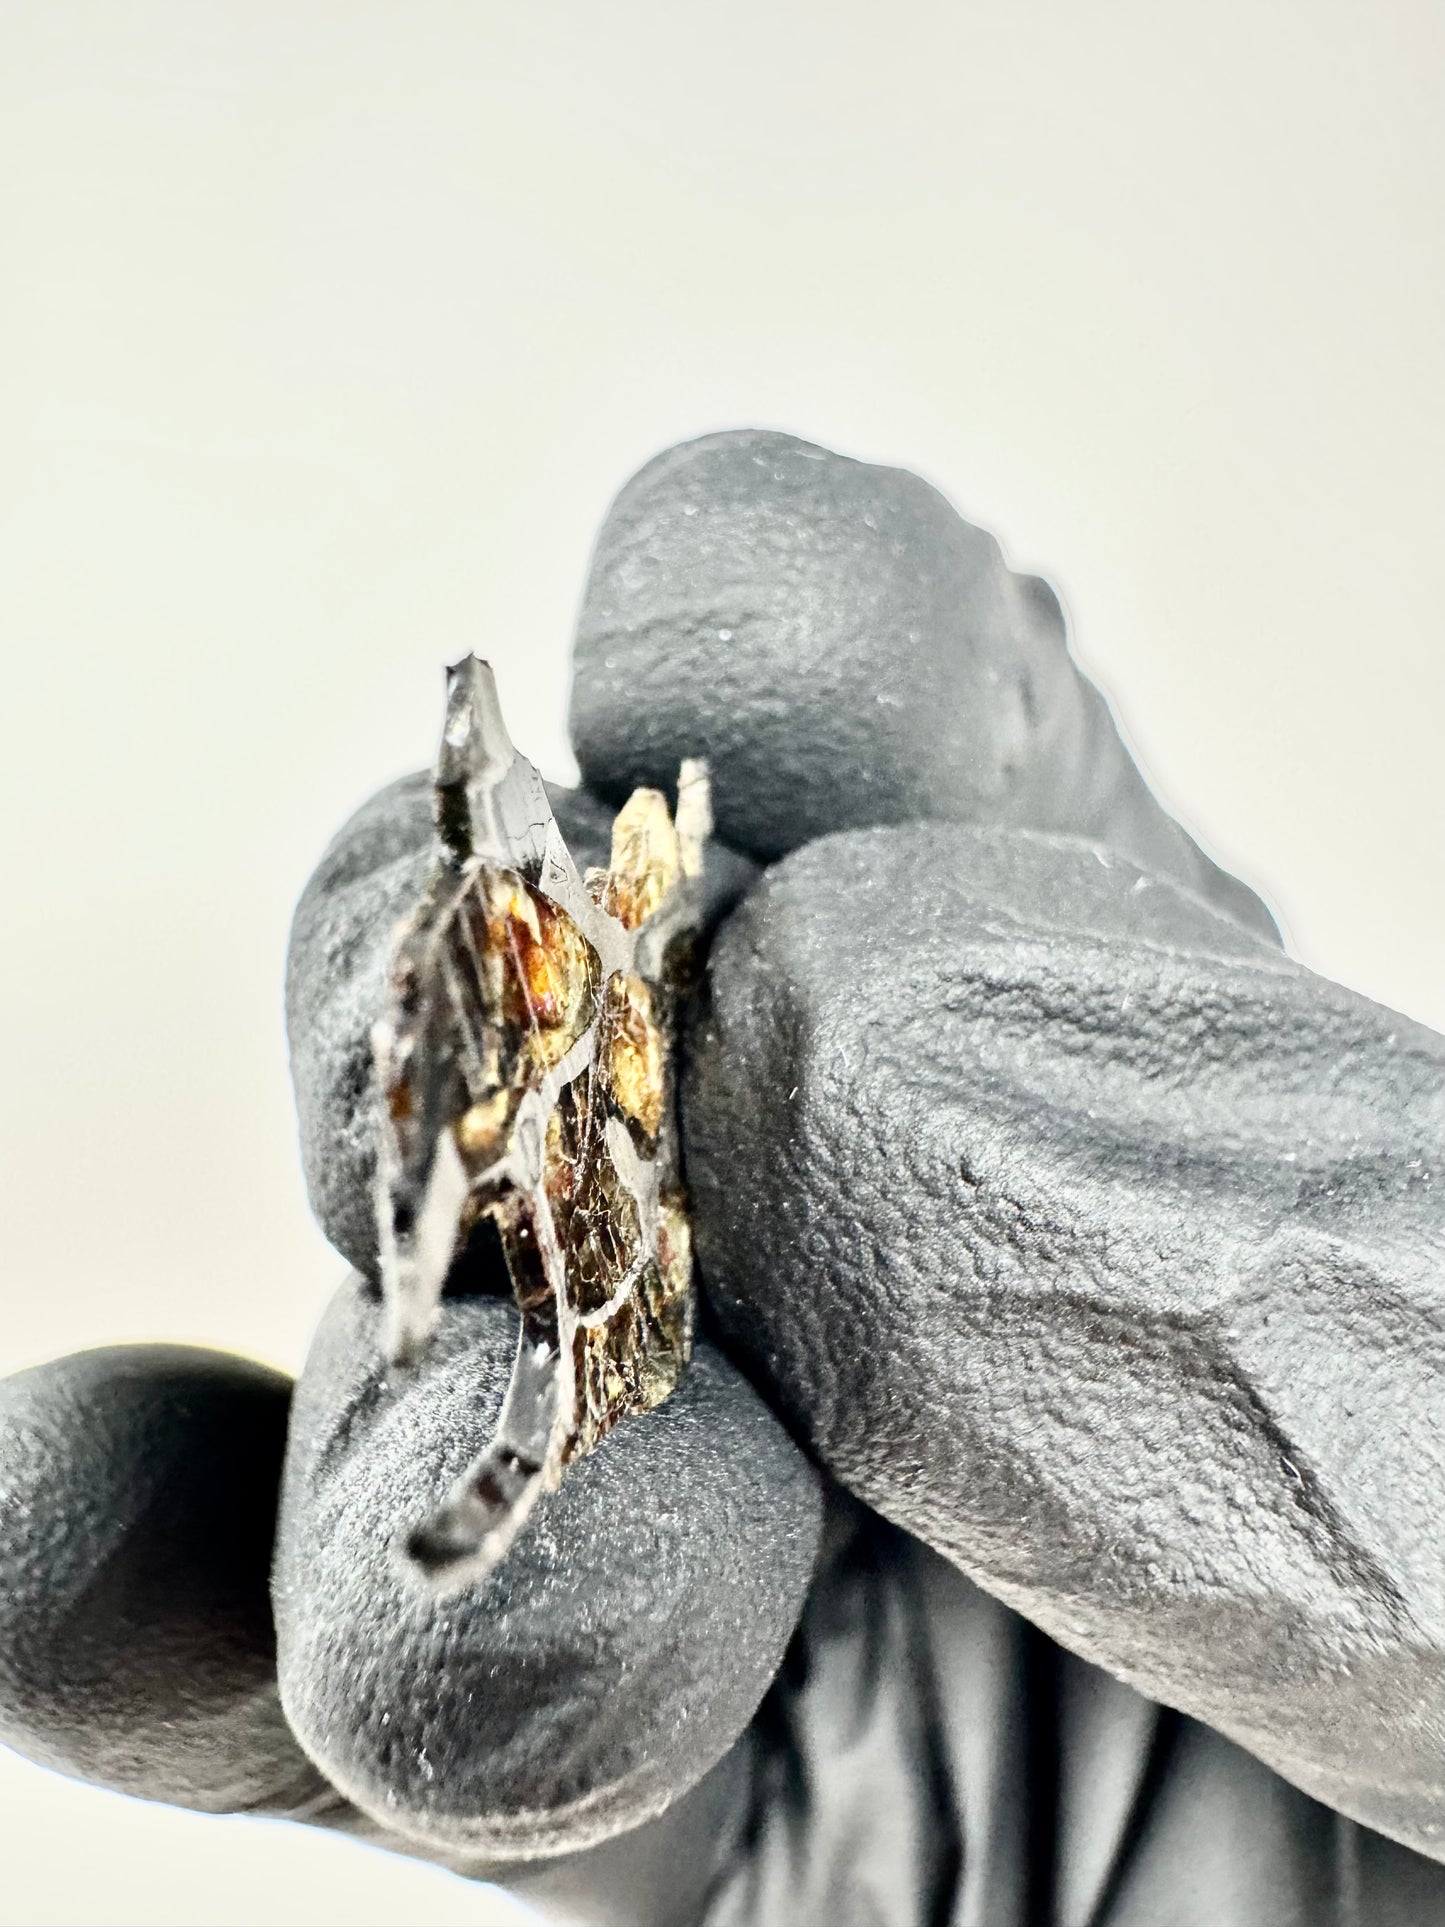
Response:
[372, 658, 705, 1589]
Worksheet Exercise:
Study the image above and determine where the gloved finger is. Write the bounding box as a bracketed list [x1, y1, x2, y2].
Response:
[684, 819, 1445, 1863]
[286, 770, 756, 1279]
[274, 1268, 821, 1861]
[567, 428, 1274, 939]
[0, 1340, 799, 1927]
[0, 1344, 333, 1815]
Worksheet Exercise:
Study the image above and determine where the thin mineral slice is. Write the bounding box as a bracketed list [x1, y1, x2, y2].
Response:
[371, 656, 706, 1587]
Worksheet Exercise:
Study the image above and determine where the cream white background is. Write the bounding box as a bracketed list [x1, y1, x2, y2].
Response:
[1, 2, 1441, 1921]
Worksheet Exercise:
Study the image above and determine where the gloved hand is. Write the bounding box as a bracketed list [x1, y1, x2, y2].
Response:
[4, 430, 1445, 1927]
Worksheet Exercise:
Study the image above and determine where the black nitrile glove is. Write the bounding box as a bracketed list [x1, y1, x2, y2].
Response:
[4, 429, 1444, 1926]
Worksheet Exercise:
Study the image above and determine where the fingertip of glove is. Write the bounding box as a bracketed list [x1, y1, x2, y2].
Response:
[568, 427, 1070, 861]
[274, 1277, 822, 1859]
[0, 1345, 326, 1814]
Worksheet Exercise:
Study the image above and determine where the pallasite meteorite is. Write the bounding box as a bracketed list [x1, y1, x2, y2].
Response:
[372, 657, 708, 1589]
